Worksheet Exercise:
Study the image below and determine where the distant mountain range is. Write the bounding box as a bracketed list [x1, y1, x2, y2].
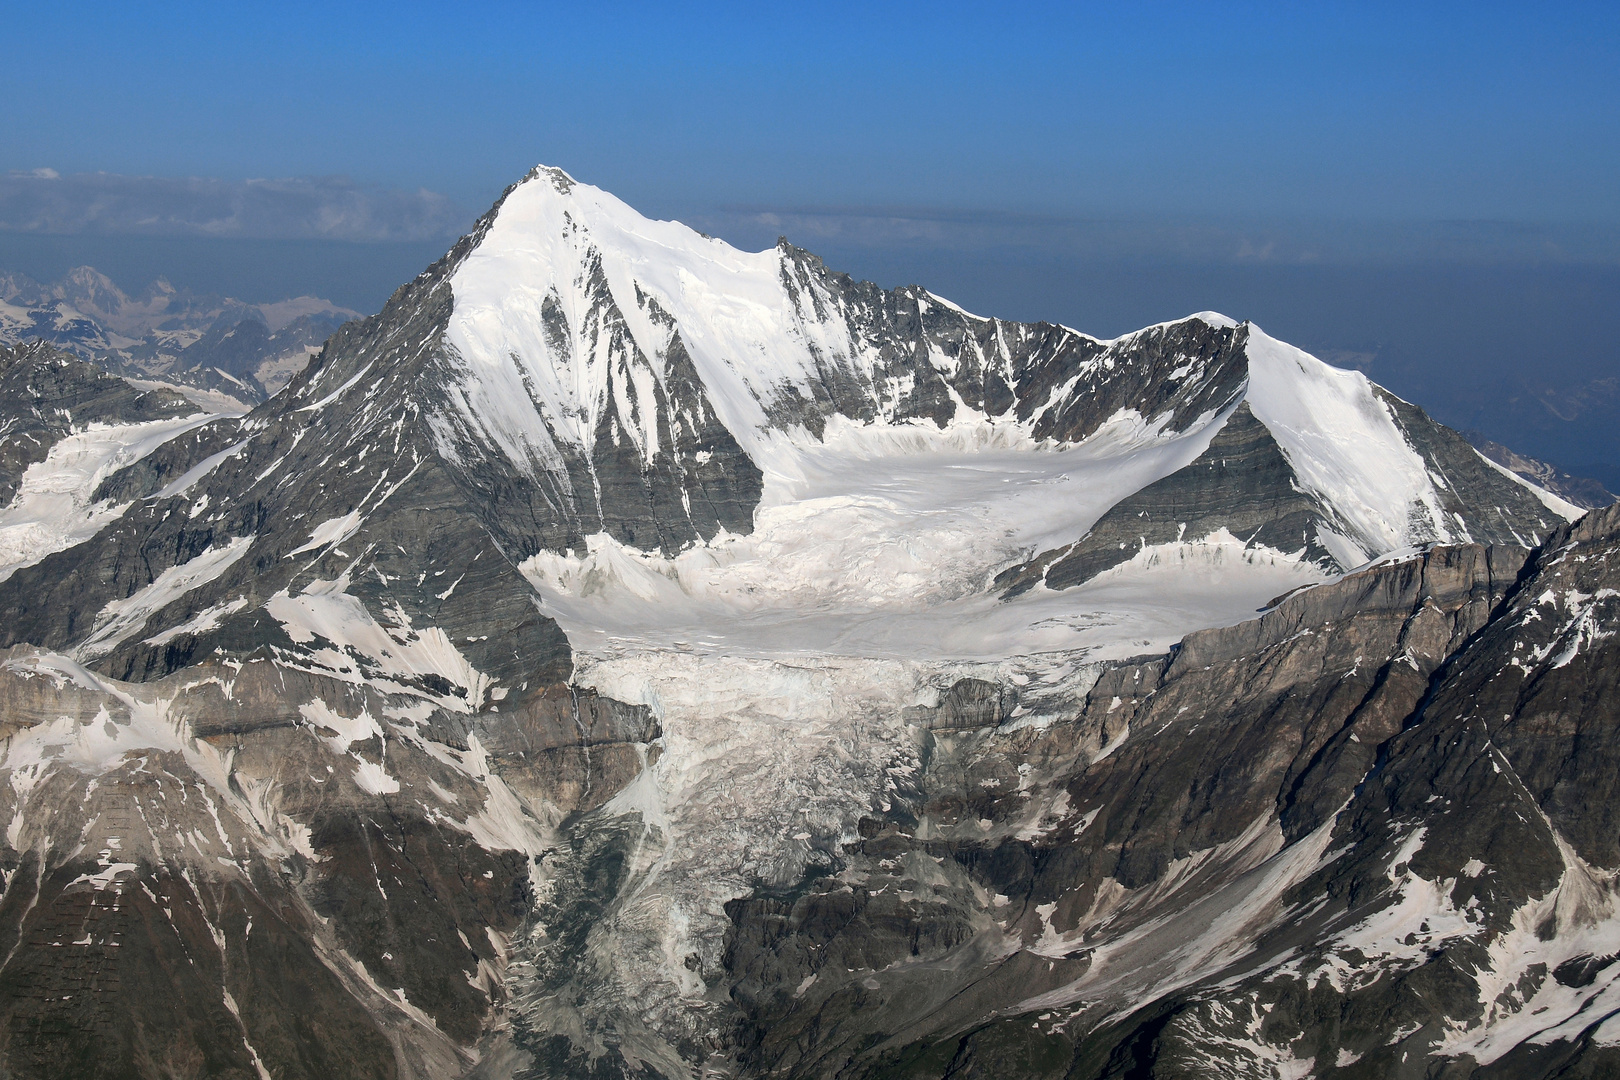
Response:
[0, 265, 357, 401]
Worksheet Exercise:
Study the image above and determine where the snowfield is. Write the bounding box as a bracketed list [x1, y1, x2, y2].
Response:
[0, 413, 219, 583]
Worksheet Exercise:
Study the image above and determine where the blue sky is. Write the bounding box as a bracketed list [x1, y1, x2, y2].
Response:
[5, 1, 1617, 224]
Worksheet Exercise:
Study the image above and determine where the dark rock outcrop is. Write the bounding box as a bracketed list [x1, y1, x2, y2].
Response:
[712, 509, 1620, 1079]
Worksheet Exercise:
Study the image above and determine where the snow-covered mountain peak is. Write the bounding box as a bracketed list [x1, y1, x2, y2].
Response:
[437, 165, 1259, 500]
[443, 163, 789, 472]
[0, 167, 1609, 1080]
[1241, 325, 1580, 563]
[1104, 309, 1240, 343]
[396, 166, 1578, 663]
[527, 162, 578, 193]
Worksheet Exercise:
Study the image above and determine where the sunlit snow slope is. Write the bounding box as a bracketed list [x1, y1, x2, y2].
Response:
[426, 166, 1578, 663]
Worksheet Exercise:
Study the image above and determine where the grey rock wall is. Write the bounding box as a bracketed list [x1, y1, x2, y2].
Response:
[0, 341, 196, 503]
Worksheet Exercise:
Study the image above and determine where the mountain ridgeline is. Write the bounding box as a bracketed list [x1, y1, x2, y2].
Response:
[0, 265, 356, 401]
[0, 165, 1611, 1080]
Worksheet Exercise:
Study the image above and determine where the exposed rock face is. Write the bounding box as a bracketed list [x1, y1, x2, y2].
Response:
[711, 509, 1620, 1079]
[0, 652, 661, 1080]
[0, 341, 196, 503]
[1468, 429, 1617, 510]
[0, 165, 1607, 1079]
[767, 245, 1252, 443]
[1380, 389, 1575, 548]
[0, 220, 576, 694]
[171, 311, 351, 397]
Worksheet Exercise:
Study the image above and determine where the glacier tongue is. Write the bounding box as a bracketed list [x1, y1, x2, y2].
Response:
[535, 653, 933, 1032]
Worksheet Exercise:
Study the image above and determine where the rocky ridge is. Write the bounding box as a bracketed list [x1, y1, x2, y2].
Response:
[1467, 430, 1617, 510]
[0, 341, 197, 504]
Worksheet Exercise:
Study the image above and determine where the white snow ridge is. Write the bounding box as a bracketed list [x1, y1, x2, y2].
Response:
[432, 166, 1563, 666]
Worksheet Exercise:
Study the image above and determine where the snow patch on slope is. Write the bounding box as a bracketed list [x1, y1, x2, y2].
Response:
[1244, 327, 1452, 566]
[286, 510, 364, 557]
[1016, 810, 1343, 1020]
[153, 438, 251, 500]
[143, 597, 250, 647]
[265, 574, 491, 710]
[0, 414, 216, 582]
[0, 651, 290, 859]
[122, 378, 252, 418]
[77, 535, 254, 659]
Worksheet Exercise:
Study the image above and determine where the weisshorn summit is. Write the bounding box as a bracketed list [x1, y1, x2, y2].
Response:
[0, 166, 1612, 1080]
